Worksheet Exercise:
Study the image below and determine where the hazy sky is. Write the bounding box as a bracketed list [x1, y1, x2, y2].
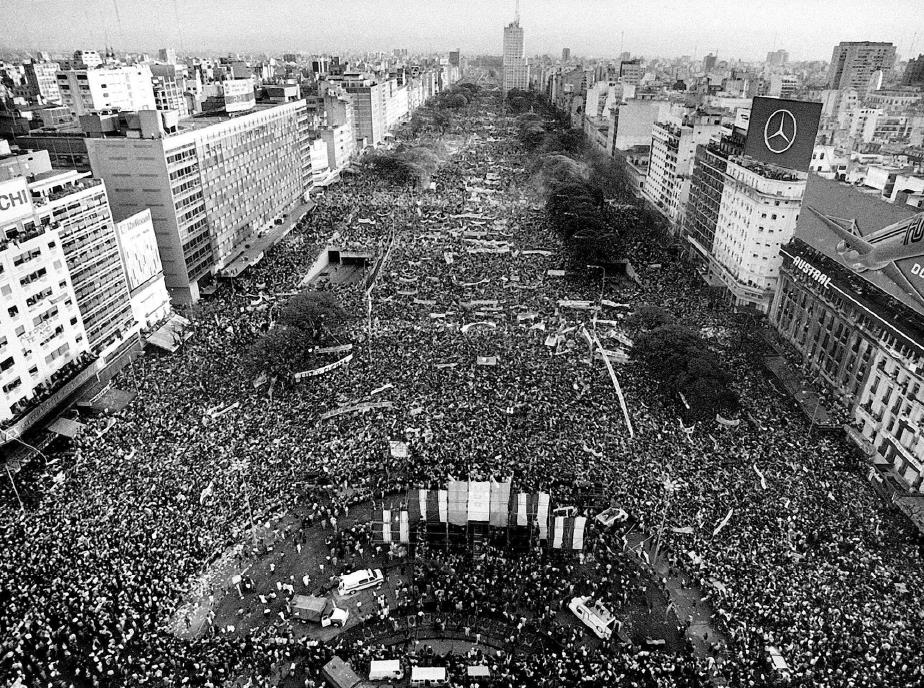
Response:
[3, 0, 921, 62]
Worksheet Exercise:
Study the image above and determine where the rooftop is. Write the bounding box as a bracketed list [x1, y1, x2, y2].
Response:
[793, 174, 924, 325]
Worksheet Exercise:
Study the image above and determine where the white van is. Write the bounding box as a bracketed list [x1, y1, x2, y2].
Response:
[568, 596, 618, 639]
[369, 659, 403, 681]
[338, 568, 384, 596]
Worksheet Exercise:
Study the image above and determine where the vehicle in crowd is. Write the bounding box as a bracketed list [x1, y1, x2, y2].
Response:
[289, 594, 349, 627]
[766, 645, 792, 682]
[368, 659, 404, 681]
[568, 595, 619, 640]
[338, 568, 385, 596]
[409, 666, 448, 687]
[596, 506, 630, 528]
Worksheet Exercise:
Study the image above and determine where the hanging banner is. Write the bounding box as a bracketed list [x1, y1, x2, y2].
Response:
[467, 481, 491, 522]
[314, 344, 354, 354]
[516, 493, 529, 527]
[552, 516, 565, 548]
[476, 356, 498, 366]
[399, 510, 410, 543]
[489, 479, 512, 527]
[294, 354, 354, 380]
[382, 509, 392, 543]
[448, 480, 469, 526]
[537, 493, 550, 540]
[572, 517, 586, 550]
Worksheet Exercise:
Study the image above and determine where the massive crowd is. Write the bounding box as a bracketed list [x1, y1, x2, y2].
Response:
[0, 81, 922, 688]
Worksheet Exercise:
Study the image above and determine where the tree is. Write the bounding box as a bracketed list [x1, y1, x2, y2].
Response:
[242, 326, 315, 381]
[277, 291, 347, 342]
[633, 324, 739, 419]
[625, 305, 673, 333]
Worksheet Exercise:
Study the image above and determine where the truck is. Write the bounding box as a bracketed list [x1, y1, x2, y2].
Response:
[568, 596, 619, 640]
[289, 594, 349, 628]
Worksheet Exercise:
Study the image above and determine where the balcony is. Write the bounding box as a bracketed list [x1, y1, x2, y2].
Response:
[0, 352, 100, 443]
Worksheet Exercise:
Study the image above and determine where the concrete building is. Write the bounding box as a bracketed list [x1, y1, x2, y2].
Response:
[153, 76, 189, 117]
[502, 18, 530, 93]
[708, 157, 807, 311]
[770, 176, 924, 493]
[609, 99, 672, 152]
[72, 50, 102, 69]
[619, 60, 644, 86]
[56, 65, 157, 118]
[644, 109, 724, 228]
[157, 48, 177, 65]
[0, 177, 91, 425]
[27, 170, 135, 355]
[562, 48, 571, 62]
[903, 54, 924, 87]
[23, 61, 61, 104]
[85, 103, 310, 303]
[766, 50, 789, 67]
[827, 42, 897, 94]
[0, 144, 52, 181]
[768, 74, 798, 98]
[114, 209, 170, 329]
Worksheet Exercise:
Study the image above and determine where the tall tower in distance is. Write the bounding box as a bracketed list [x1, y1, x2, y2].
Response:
[502, 0, 530, 93]
[827, 41, 896, 94]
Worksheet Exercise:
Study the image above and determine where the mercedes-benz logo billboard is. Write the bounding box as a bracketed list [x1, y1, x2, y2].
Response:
[763, 109, 798, 154]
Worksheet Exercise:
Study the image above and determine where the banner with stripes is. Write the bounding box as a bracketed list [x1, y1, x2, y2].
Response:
[414, 489, 449, 523]
[376, 509, 411, 544]
[467, 481, 491, 522]
[447, 480, 469, 526]
[552, 516, 587, 550]
[489, 479, 512, 527]
[382, 509, 392, 543]
[399, 510, 409, 543]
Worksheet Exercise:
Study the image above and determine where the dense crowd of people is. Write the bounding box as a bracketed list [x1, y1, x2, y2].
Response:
[0, 81, 922, 688]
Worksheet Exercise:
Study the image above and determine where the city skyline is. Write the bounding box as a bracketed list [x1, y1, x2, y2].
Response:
[2, 0, 921, 62]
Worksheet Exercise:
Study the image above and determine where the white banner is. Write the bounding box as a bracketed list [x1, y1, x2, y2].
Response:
[314, 343, 353, 354]
[537, 493, 550, 539]
[572, 516, 586, 550]
[389, 441, 409, 458]
[294, 354, 354, 380]
[382, 509, 392, 543]
[467, 481, 491, 522]
[552, 516, 564, 548]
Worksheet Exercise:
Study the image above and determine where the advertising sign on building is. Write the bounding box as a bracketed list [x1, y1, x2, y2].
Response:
[743, 96, 822, 173]
[115, 209, 163, 292]
[0, 177, 34, 227]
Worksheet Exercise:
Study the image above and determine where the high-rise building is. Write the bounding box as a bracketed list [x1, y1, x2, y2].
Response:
[562, 48, 571, 62]
[765, 50, 789, 67]
[56, 65, 157, 118]
[85, 103, 311, 303]
[28, 170, 135, 354]
[343, 78, 388, 146]
[618, 59, 643, 86]
[449, 50, 461, 68]
[0, 178, 92, 425]
[23, 61, 61, 104]
[703, 53, 718, 72]
[827, 42, 896, 93]
[502, 11, 530, 93]
[903, 54, 924, 87]
[682, 97, 822, 311]
[152, 76, 189, 117]
[157, 48, 177, 65]
[645, 109, 724, 228]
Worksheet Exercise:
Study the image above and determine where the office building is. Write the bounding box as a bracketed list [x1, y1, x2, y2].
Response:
[27, 170, 135, 354]
[904, 55, 924, 87]
[502, 15, 530, 93]
[0, 177, 92, 426]
[703, 53, 718, 72]
[827, 42, 896, 93]
[56, 65, 157, 118]
[645, 109, 723, 228]
[153, 76, 189, 117]
[72, 50, 102, 69]
[619, 59, 643, 86]
[449, 51, 461, 67]
[562, 48, 571, 62]
[608, 98, 673, 152]
[683, 97, 822, 311]
[23, 61, 61, 104]
[86, 102, 311, 303]
[769, 175, 924, 493]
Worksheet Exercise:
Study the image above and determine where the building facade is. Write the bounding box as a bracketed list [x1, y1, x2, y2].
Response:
[86, 102, 310, 303]
[502, 20, 530, 93]
[827, 42, 897, 93]
[23, 61, 61, 104]
[56, 65, 157, 118]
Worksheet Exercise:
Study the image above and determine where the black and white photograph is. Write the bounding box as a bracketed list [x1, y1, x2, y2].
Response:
[1, 1, 923, 686]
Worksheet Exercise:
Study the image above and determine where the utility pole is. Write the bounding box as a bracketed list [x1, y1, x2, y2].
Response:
[5, 465, 24, 514]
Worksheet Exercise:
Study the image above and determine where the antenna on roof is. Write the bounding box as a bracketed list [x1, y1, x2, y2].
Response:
[515, 0, 520, 23]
